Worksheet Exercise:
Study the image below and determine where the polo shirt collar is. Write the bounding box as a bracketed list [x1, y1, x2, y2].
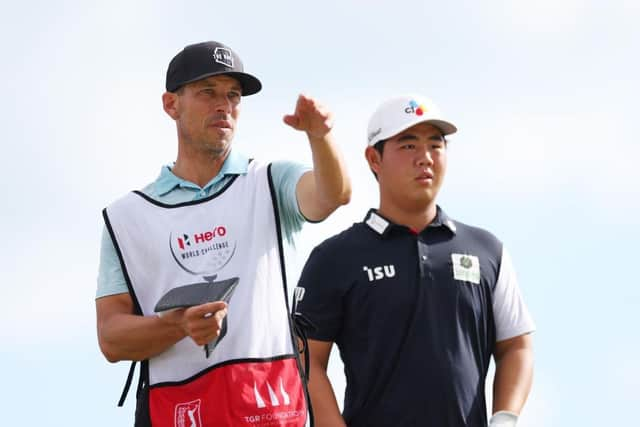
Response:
[430, 207, 457, 233]
[364, 206, 457, 237]
[154, 150, 249, 197]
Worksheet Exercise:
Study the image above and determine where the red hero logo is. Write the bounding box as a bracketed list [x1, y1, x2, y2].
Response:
[177, 226, 227, 250]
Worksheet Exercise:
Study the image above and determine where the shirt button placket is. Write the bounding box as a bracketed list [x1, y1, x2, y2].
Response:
[417, 239, 431, 282]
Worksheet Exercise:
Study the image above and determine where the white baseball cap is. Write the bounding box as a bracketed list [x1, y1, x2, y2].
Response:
[366, 95, 457, 146]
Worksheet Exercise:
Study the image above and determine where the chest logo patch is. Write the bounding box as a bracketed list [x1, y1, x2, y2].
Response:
[363, 265, 396, 282]
[169, 225, 237, 277]
[451, 254, 480, 284]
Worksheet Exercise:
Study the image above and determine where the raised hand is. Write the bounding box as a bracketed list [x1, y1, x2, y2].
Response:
[283, 94, 334, 140]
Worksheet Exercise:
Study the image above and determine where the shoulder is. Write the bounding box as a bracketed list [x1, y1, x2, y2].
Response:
[446, 218, 508, 289]
[240, 160, 275, 185]
[298, 223, 371, 296]
[267, 160, 310, 182]
[450, 219, 503, 258]
[307, 222, 372, 263]
[105, 190, 145, 213]
[245, 159, 309, 181]
[245, 158, 268, 174]
[269, 159, 308, 171]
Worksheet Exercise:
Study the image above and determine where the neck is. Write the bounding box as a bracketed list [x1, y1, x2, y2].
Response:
[171, 145, 230, 188]
[377, 200, 438, 232]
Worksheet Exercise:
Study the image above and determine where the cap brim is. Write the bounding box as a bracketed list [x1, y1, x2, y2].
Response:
[223, 71, 262, 96]
[168, 71, 262, 96]
[426, 119, 457, 136]
[369, 118, 458, 146]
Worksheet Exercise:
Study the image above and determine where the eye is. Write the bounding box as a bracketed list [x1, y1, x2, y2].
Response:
[429, 136, 446, 150]
[401, 143, 416, 150]
[228, 91, 241, 102]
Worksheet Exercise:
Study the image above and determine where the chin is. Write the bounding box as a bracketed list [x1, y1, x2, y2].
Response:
[201, 141, 228, 157]
[412, 191, 437, 207]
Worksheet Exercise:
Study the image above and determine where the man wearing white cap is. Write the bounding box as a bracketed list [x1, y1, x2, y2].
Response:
[294, 95, 535, 426]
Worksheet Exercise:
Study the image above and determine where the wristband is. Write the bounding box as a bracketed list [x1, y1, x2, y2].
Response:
[488, 410, 518, 427]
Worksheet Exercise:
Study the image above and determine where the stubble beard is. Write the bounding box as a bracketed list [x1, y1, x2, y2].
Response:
[182, 128, 233, 160]
[201, 123, 234, 159]
[203, 144, 227, 160]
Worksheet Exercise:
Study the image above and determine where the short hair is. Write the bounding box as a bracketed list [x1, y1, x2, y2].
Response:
[369, 140, 387, 180]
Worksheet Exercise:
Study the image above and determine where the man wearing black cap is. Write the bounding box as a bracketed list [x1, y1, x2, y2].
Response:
[95, 41, 351, 426]
[295, 95, 534, 427]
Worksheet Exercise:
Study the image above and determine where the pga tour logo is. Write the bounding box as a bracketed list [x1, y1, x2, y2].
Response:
[175, 399, 202, 427]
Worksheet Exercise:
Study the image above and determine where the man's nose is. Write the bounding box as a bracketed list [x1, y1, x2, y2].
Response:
[415, 146, 434, 167]
[214, 95, 232, 114]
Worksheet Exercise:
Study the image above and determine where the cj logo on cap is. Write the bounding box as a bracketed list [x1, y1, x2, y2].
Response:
[404, 100, 427, 116]
[213, 47, 234, 67]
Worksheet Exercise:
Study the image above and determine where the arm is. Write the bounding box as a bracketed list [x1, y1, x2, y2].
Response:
[96, 227, 228, 362]
[305, 339, 346, 427]
[283, 94, 351, 221]
[96, 292, 227, 362]
[490, 247, 536, 425]
[492, 333, 534, 416]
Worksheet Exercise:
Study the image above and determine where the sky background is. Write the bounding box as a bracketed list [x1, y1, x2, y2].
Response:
[1, 0, 639, 425]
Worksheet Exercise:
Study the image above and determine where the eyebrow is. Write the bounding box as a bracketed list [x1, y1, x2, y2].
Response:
[395, 134, 419, 142]
[394, 133, 445, 142]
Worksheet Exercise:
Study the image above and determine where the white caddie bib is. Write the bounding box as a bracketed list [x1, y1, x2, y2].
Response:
[104, 161, 307, 427]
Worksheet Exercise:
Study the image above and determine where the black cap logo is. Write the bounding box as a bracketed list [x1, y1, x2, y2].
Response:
[214, 47, 234, 68]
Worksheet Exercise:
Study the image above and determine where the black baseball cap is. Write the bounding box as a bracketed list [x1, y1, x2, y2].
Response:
[165, 41, 262, 95]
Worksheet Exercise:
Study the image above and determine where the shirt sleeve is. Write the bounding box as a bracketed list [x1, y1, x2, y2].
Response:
[295, 245, 344, 342]
[96, 225, 129, 299]
[269, 160, 311, 244]
[492, 247, 536, 341]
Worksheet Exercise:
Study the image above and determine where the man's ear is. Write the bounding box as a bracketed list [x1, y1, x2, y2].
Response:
[365, 146, 382, 175]
[162, 92, 180, 120]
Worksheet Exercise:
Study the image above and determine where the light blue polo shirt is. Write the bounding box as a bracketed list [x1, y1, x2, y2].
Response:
[97, 150, 309, 298]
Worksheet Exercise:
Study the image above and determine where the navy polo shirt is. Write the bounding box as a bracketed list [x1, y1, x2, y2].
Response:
[296, 207, 534, 427]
